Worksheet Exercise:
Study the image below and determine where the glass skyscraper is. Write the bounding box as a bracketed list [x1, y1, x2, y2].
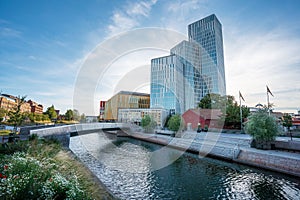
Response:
[151, 14, 226, 114]
[188, 14, 226, 96]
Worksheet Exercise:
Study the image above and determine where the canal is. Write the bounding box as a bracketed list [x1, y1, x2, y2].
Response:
[70, 132, 300, 200]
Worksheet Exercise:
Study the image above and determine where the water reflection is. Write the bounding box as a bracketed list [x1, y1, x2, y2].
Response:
[70, 132, 300, 199]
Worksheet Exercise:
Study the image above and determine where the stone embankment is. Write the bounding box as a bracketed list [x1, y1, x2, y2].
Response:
[130, 131, 300, 177]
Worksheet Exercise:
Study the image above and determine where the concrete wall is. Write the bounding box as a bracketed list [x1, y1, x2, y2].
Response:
[237, 149, 300, 177]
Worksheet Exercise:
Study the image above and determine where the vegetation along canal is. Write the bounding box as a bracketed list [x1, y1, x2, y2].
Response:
[70, 132, 300, 200]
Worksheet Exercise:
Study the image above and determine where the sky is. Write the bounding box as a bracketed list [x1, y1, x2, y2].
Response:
[1, 0, 300, 115]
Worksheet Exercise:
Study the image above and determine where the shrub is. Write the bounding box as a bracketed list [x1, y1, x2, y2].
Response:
[245, 110, 279, 149]
[141, 115, 157, 133]
[0, 150, 92, 199]
[167, 114, 183, 132]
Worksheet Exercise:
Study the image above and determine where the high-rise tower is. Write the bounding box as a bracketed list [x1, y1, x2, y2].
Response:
[188, 14, 226, 96]
[150, 14, 226, 114]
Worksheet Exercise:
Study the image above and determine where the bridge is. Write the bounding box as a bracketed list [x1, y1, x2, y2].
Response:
[30, 123, 131, 147]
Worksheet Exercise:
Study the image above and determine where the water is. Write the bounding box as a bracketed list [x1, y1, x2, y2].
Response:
[70, 132, 300, 199]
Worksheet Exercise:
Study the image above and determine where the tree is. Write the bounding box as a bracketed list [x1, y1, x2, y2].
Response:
[73, 109, 80, 121]
[45, 105, 57, 121]
[80, 113, 86, 123]
[65, 109, 74, 121]
[8, 96, 27, 133]
[199, 94, 250, 129]
[198, 93, 226, 110]
[245, 110, 279, 149]
[167, 114, 182, 132]
[42, 114, 50, 121]
[141, 115, 157, 133]
[223, 96, 250, 129]
[282, 114, 293, 140]
[0, 108, 7, 122]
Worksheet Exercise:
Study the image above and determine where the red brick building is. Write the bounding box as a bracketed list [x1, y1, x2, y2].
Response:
[27, 100, 43, 114]
[182, 109, 223, 130]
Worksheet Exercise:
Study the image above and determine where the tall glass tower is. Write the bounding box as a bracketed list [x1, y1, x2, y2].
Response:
[151, 14, 226, 114]
[188, 14, 226, 96]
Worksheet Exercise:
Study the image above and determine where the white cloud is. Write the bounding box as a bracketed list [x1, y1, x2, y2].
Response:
[107, 0, 157, 36]
[160, 0, 208, 32]
[0, 27, 21, 38]
[225, 28, 300, 111]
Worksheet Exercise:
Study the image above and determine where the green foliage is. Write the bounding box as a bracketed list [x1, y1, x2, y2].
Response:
[245, 110, 279, 142]
[0, 108, 6, 122]
[0, 138, 93, 200]
[141, 115, 157, 133]
[65, 109, 74, 121]
[0, 152, 92, 200]
[167, 114, 182, 132]
[0, 130, 11, 135]
[7, 96, 26, 132]
[199, 93, 250, 129]
[27, 113, 50, 123]
[73, 109, 81, 121]
[198, 93, 226, 110]
[282, 114, 293, 130]
[45, 105, 57, 120]
[80, 113, 86, 123]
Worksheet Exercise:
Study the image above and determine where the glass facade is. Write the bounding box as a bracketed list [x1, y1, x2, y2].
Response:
[170, 41, 204, 111]
[150, 55, 185, 114]
[188, 14, 226, 96]
[150, 14, 226, 114]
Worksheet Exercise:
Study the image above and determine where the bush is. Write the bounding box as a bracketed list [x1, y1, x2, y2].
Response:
[167, 114, 183, 132]
[0, 152, 92, 200]
[245, 110, 279, 149]
[141, 115, 157, 133]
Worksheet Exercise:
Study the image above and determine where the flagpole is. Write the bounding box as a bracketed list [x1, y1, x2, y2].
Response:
[239, 93, 243, 133]
[267, 86, 270, 116]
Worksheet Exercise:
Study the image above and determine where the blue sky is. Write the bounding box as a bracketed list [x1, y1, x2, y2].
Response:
[1, 0, 300, 115]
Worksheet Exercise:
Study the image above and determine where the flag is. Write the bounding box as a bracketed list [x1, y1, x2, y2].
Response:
[239, 91, 245, 102]
[267, 85, 274, 97]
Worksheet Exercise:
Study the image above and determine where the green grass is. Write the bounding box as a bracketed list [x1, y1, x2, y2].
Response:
[0, 130, 12, 136]
[0, 137, 115, 200]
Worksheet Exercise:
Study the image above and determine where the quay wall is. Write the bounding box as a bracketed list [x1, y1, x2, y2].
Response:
[130, 132, 300, 178]
[237, 149, 300, 177]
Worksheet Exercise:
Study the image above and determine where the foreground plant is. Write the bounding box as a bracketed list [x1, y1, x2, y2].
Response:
[0, 148, 92, 199]
[245, 110, 279, 149]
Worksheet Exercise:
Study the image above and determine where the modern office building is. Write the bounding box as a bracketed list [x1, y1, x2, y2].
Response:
[151, 55, 185, 114]
[104, 91, 150, 121]
[188, 14, 226, 95]
[150, 14, 226, 114]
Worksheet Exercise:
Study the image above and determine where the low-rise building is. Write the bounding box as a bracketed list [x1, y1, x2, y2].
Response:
[182, 108, 222, 130]
[104, 91, 150, 121]
[27, 100, 44, 114]
[0, 94, 31, 113]
[99, 101, 106, 121]
[292, 113, 300, 130]
[0, 94, 17, 111]
[118, 108, 168, 128]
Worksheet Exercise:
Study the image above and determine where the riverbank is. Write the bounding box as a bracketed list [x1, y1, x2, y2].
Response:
[0, 137, 116, 200]
[128, 131, 300, 178]
[56, 150, 116, 200]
